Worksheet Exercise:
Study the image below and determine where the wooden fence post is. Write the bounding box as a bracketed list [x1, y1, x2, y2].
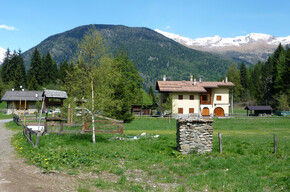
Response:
[274, 134, 277, 154]
[219, 132, 222, 153]
[67, 103, 71, 124]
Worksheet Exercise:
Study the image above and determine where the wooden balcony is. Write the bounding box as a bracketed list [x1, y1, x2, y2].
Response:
[200, 100, 212, 105]
[200, 94, 212, 105]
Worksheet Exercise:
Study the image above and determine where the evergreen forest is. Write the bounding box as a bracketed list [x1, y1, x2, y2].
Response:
[227, 44, 290, 111]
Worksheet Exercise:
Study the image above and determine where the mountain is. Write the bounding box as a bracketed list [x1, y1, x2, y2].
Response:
[155, 29, 290, 64]
[0, 46, 6, 64]
[22, 24, 232, 89]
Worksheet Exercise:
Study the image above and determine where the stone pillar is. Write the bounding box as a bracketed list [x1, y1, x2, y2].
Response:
[177, 118, 213, 154]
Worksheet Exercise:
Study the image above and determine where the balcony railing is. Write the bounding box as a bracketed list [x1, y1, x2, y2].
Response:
[200, 100, 211, 105]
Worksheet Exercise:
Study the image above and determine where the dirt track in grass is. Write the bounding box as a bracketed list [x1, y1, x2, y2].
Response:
[0, 119, 78, 192]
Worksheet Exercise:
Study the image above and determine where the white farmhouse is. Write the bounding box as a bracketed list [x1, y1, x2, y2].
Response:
[156, 76, 234, 118]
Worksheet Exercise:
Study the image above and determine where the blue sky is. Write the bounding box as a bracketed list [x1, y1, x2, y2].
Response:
[1, 0, 289, 52]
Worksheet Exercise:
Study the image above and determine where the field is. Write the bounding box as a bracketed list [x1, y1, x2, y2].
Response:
[9, 116, 290, 191]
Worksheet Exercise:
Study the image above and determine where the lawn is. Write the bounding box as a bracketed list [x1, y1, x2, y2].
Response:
[9, 116, 290, 191]
[0, 111, 13, 120]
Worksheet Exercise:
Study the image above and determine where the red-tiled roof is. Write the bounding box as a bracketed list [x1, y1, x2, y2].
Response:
[156, 81, 234, 92]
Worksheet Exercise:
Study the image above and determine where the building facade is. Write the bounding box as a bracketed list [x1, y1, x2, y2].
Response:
[156, 76, 234, 118]
[1, 89, 68, 115]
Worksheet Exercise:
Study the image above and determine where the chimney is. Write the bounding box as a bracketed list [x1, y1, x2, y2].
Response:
[35, 94, 38, 98]
[12, 88, 15, 91]
[190, 75, 193, 81]
[193, 78, 196, 85]
[199, 78, 202, 83]
[225, 77, 228, 83]
[163, 75, 166, 81]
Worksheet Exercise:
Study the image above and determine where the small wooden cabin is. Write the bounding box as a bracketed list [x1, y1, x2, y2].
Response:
[1, 90, 43, 114]
[131, 104, 153, 116]
[1, 89, 68, 115]
[245, 106, 273, 116]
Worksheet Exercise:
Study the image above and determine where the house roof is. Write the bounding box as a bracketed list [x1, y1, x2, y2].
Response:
[156, 80, 234, 93]
[245, 106, 273, 111]
[1, 91, 43, 101]
[44, 90, 68, 99]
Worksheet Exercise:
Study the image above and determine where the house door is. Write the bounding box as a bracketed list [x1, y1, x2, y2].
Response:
[202, 107, 210, 116]
[214, 107, 224, 116]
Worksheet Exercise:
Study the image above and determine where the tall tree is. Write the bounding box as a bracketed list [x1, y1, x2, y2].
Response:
[13, 50, 26, 89]
[239, 62, 250, 101]
[227, 63, 243, 102]
[43, 52, 58, 84]
[1, 48, 11, 83]
[76, 26, 106, 143]
[111, 48, 142, 122]
[58, 60, 69, 84]
[148, 85, 157, 109]
[28, 48, 44, 88]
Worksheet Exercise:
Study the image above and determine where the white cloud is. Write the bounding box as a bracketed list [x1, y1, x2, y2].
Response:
[0, 25, 18, 31]
[165, 25, 171, 29]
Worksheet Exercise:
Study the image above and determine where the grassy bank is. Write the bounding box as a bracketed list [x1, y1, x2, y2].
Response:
[10, 117, 290, 191]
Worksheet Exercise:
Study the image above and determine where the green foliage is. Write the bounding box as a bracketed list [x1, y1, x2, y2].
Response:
[229, 44, 290, 108]
[1, 49, 26, 90]
[43, 52, 58, 84]
[27, 48, 44, 87]
[161, 94, 172, 115]
[108, 48, 143, 122]
[227, 63, 243, 102]
[148, 85, 157, 109]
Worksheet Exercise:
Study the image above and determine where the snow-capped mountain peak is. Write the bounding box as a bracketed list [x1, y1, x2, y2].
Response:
[0, 46, 6, 64]
[154, 29, 290, 48]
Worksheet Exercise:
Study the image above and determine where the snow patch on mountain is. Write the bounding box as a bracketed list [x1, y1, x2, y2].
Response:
[0, 46, 6, 64]
[154, 29, 290, 48]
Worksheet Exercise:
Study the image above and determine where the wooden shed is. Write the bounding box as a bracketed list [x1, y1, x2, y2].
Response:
[131, 104, 153, 116]
[43, 89, 68, 107]
[245, 106, 273, 116]
[1, 90, 43, 114]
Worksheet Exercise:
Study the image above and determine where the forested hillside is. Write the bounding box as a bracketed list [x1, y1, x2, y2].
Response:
[22, 24, 232, 89]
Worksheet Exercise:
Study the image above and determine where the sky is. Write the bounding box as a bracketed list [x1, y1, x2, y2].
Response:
[0, 0, 290, 52]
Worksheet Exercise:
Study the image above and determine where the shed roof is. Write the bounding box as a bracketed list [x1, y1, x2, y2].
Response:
[44, 90, 68, 99]
[244, 106, 273, 111]
[1, 91, 43, 101]
[156, 81, 234, 93]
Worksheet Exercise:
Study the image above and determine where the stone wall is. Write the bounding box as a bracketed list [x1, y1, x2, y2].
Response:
[177, 118, 213, 154]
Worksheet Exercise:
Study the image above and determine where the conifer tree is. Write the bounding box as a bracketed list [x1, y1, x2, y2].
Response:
[148, 85, 157, 109]
[13, 50, 26, 89]
[28, 48, 43, 87]
[227, 63, 243, 102]
[43, 52, 58, 84]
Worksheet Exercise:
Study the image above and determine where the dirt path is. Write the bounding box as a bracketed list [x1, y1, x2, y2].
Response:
[0, 119, 78, 192]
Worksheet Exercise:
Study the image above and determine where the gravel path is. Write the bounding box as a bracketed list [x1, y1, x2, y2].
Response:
[0, 119, 77, 192]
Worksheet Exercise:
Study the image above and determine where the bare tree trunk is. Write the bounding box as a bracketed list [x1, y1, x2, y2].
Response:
[91, 78, 95, 143]
[90, 52, 96, 143]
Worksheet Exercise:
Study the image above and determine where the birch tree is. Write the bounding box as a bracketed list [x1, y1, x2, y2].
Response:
[77, 26, 105, 143]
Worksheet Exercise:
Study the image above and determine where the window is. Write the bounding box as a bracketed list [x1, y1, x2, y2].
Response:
[178, 95, 183, 100]
[217, 95, 222, 101]
[178, 108, 183, 114]
[190, 95, 194, 100]
[189, 108, 194, 113]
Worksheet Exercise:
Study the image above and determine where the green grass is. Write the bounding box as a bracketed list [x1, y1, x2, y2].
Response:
[0, 111, 13, 119]
[9, 117, 290, 191]
[0, 102, 6, 109]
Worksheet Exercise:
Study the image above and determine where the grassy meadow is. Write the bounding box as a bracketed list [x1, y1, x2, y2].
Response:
[9, 116, 290, 191]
